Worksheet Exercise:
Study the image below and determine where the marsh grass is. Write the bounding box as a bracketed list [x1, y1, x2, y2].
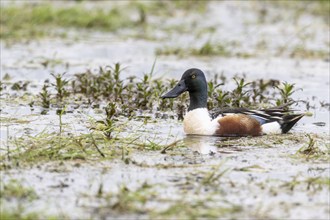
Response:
[1, 195, 62, 220]
[110, 183, 155, 213]
[0, 115, 170, 167]
[281, 176, 330, 192]
[0, 180, 41, 219]
[211, 133, 329, 162]
[157, 42, 329, 59]
[156, 41, 234, 58]
[86, 182, 156, 217]
[132, 0, 209, 17]
[0, 117, 30, 125]
[194, 41, 231, 57]
[295, 134, 330, 161]
[156, 199, 242, 219]
[0, 131, 115, 167]
[1, 0, 210, 41]
[0, 210, 41, 220]
[289, 46, 330, 59]
[216, 134, 302, 148]
[87, 178, 242, 219]
[0, 4, 135, 40]
[268, 0, 330, 23]
[199, 164, 230, 187]
[0, 179, 37, 201]
[141, 140, 164, 151]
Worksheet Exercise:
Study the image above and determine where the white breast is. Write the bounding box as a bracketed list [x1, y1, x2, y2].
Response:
[183, 108, 219, 135]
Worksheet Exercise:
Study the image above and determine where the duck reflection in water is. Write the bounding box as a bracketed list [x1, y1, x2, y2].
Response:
[183, 135, 220, 154]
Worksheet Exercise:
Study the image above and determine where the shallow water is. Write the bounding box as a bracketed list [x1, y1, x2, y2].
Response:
[1, 132, 329, 219]
[1, 1, 329, 219]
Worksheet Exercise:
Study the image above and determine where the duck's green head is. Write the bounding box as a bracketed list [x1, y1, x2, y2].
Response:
[162, 68, 208, 111]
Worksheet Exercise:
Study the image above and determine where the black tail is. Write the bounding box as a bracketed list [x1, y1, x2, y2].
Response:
[280, 114, 305, 133]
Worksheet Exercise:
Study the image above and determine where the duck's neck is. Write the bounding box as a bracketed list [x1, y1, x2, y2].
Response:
[188, 91, 208, 111]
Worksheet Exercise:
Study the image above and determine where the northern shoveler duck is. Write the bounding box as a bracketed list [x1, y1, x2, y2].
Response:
[161, 68, 304, 136]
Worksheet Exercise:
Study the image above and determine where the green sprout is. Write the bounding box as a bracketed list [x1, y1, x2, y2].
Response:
[51, 73, 70, 102]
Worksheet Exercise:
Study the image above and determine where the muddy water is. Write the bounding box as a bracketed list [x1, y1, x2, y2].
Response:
[1, 1, 329, 219]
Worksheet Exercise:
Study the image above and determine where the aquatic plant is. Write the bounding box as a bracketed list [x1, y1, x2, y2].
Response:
[276, 82, 297, 106]
[3, 62, 302, 123]
[251, 79, 280, 104]
[231, 78, 252, 107]
[10, 81, 29, 91]
[136, 73, 154, 109]
[72, 63, 180, 116]
[51, 73, 70, 102]
[72, 64, 124, 102]
[99, 103, 117, 139]
[38, 80, 51, 108]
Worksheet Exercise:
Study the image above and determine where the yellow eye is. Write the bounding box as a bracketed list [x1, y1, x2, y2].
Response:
[191, 74, 196, 79]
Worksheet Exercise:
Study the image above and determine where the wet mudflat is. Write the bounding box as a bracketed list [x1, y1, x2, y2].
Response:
[1, 1, 329, 219]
